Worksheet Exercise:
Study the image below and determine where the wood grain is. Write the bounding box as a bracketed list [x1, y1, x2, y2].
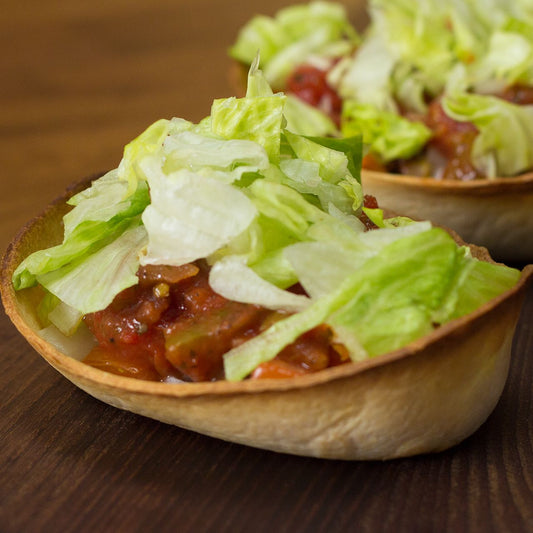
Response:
[0, 1, 531, 532]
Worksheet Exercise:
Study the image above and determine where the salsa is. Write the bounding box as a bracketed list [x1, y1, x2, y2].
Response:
[82, 196, 379, 382]
[83, 263, 347, 382]
[398, 97, 482, 181]
[286, 64, 343, 127]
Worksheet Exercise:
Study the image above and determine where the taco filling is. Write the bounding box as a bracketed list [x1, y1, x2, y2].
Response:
[230, 0, 533, 180]
[12, 60, 521, 382]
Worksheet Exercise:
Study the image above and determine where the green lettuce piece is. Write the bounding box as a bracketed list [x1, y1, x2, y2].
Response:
[284, 219, 432, 299]
[341, 101, 431, 163]
[362, 207, 418, 229]
[211, 94, 286, 163]
[139, 156, 258, 267]
[210, 56, 286, 163]
[64, 170, 139, 236]
[209, 255, 310, 312]
[243, 179, 344, 287]
[248, 179, 327, 239]
[304, 134, 363, 182]
[369, 0, 456, 97]
[442, 91, 533, 176]
[283, 94, 338, 137]
[279, 158, 354, 213]
[223, 227, 520, 380]
[471, 30, 533, 92]
[433, 247, 521, 322]
[229, 1, 359, 87]
[328, 229, 460, 358]
[117, 119, 192, 193]
[162, 130, 269, 180]
[282, 130, 363, 213]
[13, 175, 150, 290]
[37, 222, 147, 315]
[332, 33, 398, 112]
[283, 130, 349, 183]
[245, 54, 276, 98]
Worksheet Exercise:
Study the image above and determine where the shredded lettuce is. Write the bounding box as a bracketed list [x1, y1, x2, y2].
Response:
[442, 91, 533, 176]
[283, 94, 338, 137]
[211, 94, 286, 163]
[36, 222, 147, 315]
[223, 227, 518, 381]
[330, 33, 398, 112]
[139, 156, 258, 266]
[342, 101, 431, 163]
[224, 227, 520, 380]
[229, 1, 359, 87]
[13, 174, 150, 291]
[209, 256, 310, 312]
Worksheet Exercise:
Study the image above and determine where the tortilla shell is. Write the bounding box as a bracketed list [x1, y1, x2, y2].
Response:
[2, 177, 532, 460]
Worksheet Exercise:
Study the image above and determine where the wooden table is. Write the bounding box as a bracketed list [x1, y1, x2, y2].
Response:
[1, 2, 532, 531]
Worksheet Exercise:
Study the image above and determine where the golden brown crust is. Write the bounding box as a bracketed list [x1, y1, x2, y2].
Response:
[1, 178, 532, 459]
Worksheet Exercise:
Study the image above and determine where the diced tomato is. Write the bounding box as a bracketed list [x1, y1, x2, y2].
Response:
[251, 360, 307, 379]
[286, 64, 343, 126]
[362, 153, 387, 172]
[424, 97, 482, 180]
[164, 303, 269, 382]
[83, 261, 357, 382]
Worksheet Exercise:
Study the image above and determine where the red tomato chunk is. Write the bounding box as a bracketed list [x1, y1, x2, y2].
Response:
[83, 262, 349, 382]
[286, 64, 343, 127]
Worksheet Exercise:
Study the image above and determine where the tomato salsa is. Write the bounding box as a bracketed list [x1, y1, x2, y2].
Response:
[83, 262, 349, 382]
[82, 196, 379, 382]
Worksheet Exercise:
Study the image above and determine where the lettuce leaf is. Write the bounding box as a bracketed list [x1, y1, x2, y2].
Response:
[117, 119, 192, 194]
[139, 156, 258, 266]
[36, 222, 147, 315]
[442, 91, 533, 176]
[223, 227, 520, 380]
[13, 173, 150, 290]
[330, 33, 398, 112]
[341, 101, 431, 163]
[229, 1, 359, 87]
[208, 256, 310, 312]
[283, 94, 339, 137]
[211, 94, 286, 163]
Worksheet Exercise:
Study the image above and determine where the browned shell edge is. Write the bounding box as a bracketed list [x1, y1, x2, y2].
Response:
[362, 169, 533, 196]
[1, 174, 533, 400]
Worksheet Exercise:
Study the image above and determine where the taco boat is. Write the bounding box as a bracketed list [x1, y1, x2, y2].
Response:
[2, 62, 531, 459]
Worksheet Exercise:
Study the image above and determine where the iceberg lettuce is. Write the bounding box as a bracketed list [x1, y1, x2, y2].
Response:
[442, 91, 533, 176]
[229, 1, 359, 87]
[13, 173, 149, 292]
[341, 101, 431, 163]
[223, 227, 520, 380]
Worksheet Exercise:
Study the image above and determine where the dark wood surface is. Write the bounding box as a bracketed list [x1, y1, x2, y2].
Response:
[1, 2, 532, 532]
